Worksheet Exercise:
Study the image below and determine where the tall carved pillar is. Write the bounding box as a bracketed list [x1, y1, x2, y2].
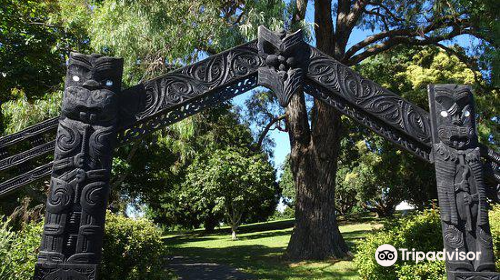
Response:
[429, 84, 498, 280]
[34, 53, 123, 280]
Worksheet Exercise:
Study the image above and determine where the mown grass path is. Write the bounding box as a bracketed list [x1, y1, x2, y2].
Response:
[163, 220, 381, 280]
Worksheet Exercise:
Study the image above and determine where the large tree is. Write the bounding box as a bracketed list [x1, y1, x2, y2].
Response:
[185, 148, 276, 240]
[283, 0, 499, 260]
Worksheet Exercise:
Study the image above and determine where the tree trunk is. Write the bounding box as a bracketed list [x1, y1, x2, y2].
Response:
[204, 213, 218, 233]
[285, 0, 350, 260]
[231, 228, 238, 240]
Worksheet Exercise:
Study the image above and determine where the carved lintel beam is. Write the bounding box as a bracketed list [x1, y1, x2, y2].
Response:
[34, 53, 124, 280]
[428, 84, 498, 279]
[257, 25, 310, 107]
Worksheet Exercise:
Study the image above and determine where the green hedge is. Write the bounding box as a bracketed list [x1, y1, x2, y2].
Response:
[0, 212, 168, 280]
[355, 206, 500, 280]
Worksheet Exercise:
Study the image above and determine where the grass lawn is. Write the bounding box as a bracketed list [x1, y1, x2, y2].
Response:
[164, 220, 381, 280]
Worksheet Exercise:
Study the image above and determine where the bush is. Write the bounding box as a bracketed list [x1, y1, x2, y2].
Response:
[491, 204, 500, 271]
[355, 207, 500, 280]
[0, 218, 42, 280]
[0, 212, 167, 280]
[100, 212, 166, 280]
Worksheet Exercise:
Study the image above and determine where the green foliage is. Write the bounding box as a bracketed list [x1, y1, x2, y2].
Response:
[270, 207, 295, 221]
[355, 210, 445, 280]
[1, 90, 62, 135]
[491, 204, 500, 271]
[0, 219, 42, 280]
[120, 107, 279, 231]
[100, 212, 167, 280]
[64, 0, 285, 85]
[184, 147, 277, 236]
[355, 207, 500, 279]
[0, 0, 62, 101]
[0, 0, 89, 103]
[0, 213, 166, 280]
[0, 217, 15, 279]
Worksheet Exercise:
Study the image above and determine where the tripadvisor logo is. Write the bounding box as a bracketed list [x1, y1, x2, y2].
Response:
[375, 244, 398, 267]
[375, 244, 482, 266]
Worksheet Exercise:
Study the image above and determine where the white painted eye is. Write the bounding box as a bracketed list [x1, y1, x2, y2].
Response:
[463, 110, 470, 117]
[440, 111, 449, 117]
[72, 75, 80, 82]
[105, 80, 113, 87]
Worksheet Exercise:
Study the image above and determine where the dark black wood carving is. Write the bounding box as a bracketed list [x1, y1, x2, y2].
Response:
[117, 40, 263, 141]
[34, 53, 123, 280]
[429, 84, 499, 280]
[257, 26, 309, 106]
[305, 46, 433, 158]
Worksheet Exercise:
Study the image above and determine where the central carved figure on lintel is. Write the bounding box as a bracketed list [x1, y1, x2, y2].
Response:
[257, 25, 310, 107]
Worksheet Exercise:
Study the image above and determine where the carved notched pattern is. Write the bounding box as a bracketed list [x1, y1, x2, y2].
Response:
[307, 47, 431, 144]
[304, 82, 432, 161]
[119, 41, 263, 128]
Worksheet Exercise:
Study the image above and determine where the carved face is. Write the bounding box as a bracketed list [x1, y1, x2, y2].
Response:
[62, 53, 123, 125]
[433, 86, 476, 149]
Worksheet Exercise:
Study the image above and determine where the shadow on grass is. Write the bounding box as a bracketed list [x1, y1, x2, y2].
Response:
[164, 235, 223, 246]
[167, 244, 358, 280]
[164, 222, 379, 279]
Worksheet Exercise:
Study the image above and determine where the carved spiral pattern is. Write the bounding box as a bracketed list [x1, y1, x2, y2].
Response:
[81, 182, 106, 210]
[444, 224, 464, 249]
[121, 41, 263, 129]
[307, 48, 431, 144]
[47, 178, 73, 212]
[478, 227, 493, 249]
[56, 121, 81, 155]
[304, 82, 432, 161]
[118, 76, 258, 143]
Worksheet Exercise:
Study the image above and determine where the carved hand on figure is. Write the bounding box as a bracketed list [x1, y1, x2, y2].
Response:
[455, 180, 469, 192]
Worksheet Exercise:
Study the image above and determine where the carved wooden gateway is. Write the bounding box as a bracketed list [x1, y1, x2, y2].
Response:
[0, 26, 498, 280]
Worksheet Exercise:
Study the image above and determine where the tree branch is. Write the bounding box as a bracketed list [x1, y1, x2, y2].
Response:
[346, 26, 464, 65]
[256, 114, 287, 149]
[111, 140, 141, 189]
[343, 29, 414, 62]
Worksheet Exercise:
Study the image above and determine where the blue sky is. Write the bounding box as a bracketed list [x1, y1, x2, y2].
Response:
[231, 1, 479, 173]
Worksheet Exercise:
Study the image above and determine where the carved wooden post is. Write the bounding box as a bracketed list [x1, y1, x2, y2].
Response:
[34, 53, 123, 280]
[429, 84, 498, 280]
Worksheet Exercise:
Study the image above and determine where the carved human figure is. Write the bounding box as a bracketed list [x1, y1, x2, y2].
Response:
[429, 85, 496, 276]
[35, 53, 123, 280]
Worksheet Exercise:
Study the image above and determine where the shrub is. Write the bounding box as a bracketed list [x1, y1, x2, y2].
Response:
[0, 217, 15, 279]
[491, 204, 500, 271]
[0, 212, 167, 280]
[100, 212, 167, 280]
[0, 218, 42, 280]
[355, 209, 445, 280]
[355, 207, 500, 280]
